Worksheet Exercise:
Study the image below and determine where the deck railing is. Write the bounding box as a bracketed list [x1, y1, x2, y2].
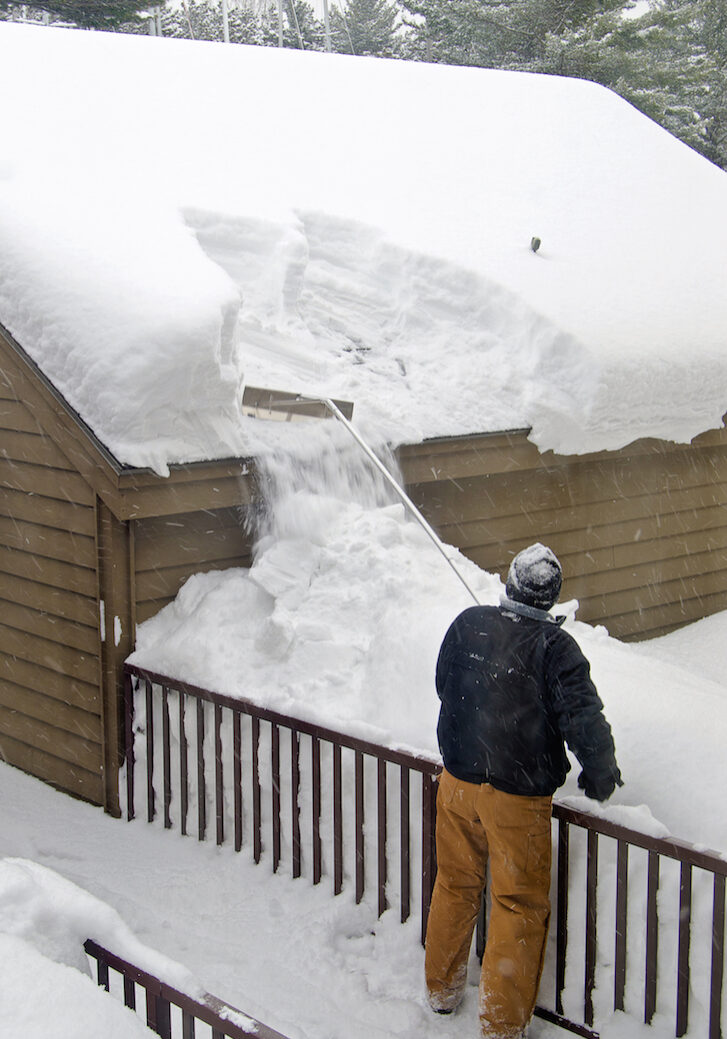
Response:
[123, 665, 439, 940]
[543, 802, 727, 1039]
[85, 938, 289, 1039]
[123, 664, 727, 1039]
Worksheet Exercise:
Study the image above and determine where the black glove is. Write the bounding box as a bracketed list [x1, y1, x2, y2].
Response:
[578, 765, 623, 803]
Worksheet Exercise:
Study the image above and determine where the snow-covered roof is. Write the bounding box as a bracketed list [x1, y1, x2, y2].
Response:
[1, 22, 726, 474]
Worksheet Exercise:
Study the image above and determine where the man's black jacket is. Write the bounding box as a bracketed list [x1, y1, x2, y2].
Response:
[435, 602, 619, 797]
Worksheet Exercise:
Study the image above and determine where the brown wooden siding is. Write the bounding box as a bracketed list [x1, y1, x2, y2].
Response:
[133, 506, 253, 624]
[399, 426, 727, 640]
[0, 379, 104, 804]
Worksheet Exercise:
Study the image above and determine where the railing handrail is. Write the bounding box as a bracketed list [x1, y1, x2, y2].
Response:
[124, 663, 727, 874]
[553, 802, 727, 877]
[84, 938, 290, 1039]
[125, 663, 441, 774]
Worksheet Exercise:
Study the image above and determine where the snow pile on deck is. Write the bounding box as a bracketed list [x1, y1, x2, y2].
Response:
[1, 23, 726, 472]
[0, 858, 200, 1037]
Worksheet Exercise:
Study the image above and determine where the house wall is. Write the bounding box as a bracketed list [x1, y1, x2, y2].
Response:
[399, 424, 727, 640]
[0, 371, 105, 804]
[0, 323, 260, 808]
[133, 506, 253, 626]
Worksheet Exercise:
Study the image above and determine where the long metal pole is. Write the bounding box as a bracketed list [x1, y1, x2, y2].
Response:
[319, 398, 480, 605]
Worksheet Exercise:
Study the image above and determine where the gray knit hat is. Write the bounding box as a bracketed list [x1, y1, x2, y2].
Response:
[506, 543, 563, 610]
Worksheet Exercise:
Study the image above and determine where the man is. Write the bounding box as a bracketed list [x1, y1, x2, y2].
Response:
[425, 543, 622, 1039]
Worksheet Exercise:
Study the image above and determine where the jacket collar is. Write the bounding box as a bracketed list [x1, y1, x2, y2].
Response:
[499, 595, 565, 626]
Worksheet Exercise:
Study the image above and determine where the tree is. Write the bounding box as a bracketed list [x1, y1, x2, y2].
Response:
[331, 0, 400, 57]
[160, 1, 324, 50]
[399, 0, 629, 67]
[0, 0, 150, 28]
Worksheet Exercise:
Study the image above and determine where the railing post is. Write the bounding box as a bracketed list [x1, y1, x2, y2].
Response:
[215, 704, 224, 847]
[333, 743, 343, 896]
[676, 862, 693, 1037]
[145, 680, 155, 824]
[234, 711, 243, 853]
[97, 955, 110, 991]
[291, 729, 301, 879]
[645, 850, 660, 1025]
[124, 670, 135, 821]
[312, 736, 322, 886]
[614, 839, 628, 1013]
[272, 723, 281, 873]
[400, 765, 410, 924]
[355, 750, 365, 904]
[179, 691, 188, 837]
[252, 715, 261, 864]
[421, 771, 437, 946]
[555, 816, 569, 1017]
[584, 830, 598, 1027]
[162, 686, 172, 830]
[710, 873, 725, 1039]
[197, 699, 206, 841]
[377, 758, 387, 917]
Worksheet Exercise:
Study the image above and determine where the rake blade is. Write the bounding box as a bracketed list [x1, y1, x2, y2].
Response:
[241, 385, 354, 422]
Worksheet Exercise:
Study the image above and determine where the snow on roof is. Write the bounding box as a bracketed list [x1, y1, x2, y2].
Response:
[1, 23, 726, 474]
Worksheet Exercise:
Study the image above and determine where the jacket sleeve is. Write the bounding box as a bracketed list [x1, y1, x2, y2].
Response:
[435, 618, 459, 699]
[544, 630, 622, 800]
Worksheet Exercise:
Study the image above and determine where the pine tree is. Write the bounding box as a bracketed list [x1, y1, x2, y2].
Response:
[160, 1, 324, 50]
[331, 0, 399, 57]
[399, 0, 629, 68]
[0, 0, 150, 28]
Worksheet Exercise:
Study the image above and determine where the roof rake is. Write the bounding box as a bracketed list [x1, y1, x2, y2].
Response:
[241, 383, 480, 605]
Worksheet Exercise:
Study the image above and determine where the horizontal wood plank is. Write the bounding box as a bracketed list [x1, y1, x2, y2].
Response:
[0, 398, 45, 435]
[0, 678, 102, 742]
[600, 588, 727, 641]
[116, 476, 255, 521]
[0, 515, 96, 568]
[434, 478, 727, 549]
[410, 454, 727, 529]
[436, 499, 727, 561]
[0, 701, 101, 771]
[0, 544, 98, 598]
[1, 429, 78, 472]
[398, 425, 727, 483]
[135, 523, 252, 572]
[0, 623, 99, 685]
[0, 571, 98, 628]
[0, 651, 100, 713]
[0, 732, 103, 804]
[136, 597, 174, 625]
[580, 566, 727, 625]
[0, 458, 95, 506]
[135, 556, 250, 604]
[134, 505, 249, 541]
[0, 485, 97, 536]
[0, 601, 98, 656]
